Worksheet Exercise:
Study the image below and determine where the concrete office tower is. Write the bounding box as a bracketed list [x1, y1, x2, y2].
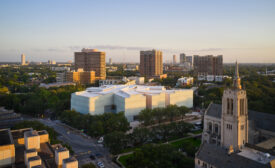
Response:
[173, 55, 177, 65]
[75, 48, 106, 80]
[193, 55, 223, 76]
[109, 58, 112, 65]
[21, 54, 26, 65]
[186, 56, 193, 65]
[140, 49, 163, 77]
[180, 53, 186, 64]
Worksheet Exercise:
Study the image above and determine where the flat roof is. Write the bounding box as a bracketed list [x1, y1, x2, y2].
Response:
[0, 129, 13, 145]
[74, 84, 192, 98]
[237, 147, 275, 164]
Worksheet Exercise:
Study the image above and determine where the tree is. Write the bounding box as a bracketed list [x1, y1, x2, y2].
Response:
[166, 105, 180, 122]
[138, 109, 153, 126]
[131, 128, 150, 146]
[104, 131, 129, 154]
[178, 106, 190, 120]
[126, 144, 194, 168]
[152, 108, 164, 124]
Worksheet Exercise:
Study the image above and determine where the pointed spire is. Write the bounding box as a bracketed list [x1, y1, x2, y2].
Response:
[235, 61, 239, 78]
[233, 60, 242, 89]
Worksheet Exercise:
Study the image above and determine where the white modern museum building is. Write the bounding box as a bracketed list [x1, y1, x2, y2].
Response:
[71, 85, 193, 121]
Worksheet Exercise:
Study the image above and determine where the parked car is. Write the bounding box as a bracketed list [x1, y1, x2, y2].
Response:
[97, 162, 104, 168]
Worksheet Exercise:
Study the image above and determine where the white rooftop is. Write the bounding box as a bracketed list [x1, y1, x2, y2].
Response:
[74, 85, 189, 98]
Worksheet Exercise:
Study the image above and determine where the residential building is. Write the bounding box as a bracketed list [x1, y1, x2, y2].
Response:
[21, 54, 26, 65]
[140, 50, 163, 77]
[48, 60, 56, 65]
[186, 56, 193, 65]
[39, 82, 76, 88]
[71, 85, 193, 121]
[51, 67, 70, 71]
[173, 55, 177, 65]
[66, 69, 96, 84]
[0, 128, 77, 168]
[195, 62, 275, 168]
[106, 66, 118, 72]
[125, 64, 139, 71]
[193, 55, 223, 77]
[99, 76, 144, 86]
[180, 53, 186, 64]
[177, 77, 194, 86]
[75, 48, 106, 80]
[109, 58, 112, 65]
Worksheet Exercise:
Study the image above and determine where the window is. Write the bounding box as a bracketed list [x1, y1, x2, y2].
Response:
[241, 125, 244, 130]
[227, 124, 232, 130]
[240, 99, 245, 115]
[227, 98, 230, 114]
[215, 124, 219, 134]
[231, 99, 234, 114]
[208, 122, 212, 132]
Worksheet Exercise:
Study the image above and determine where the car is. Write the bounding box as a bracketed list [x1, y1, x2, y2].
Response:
[97, 136, 104, 143]
[89, 154, 96, 160]
[97, 162, 104, 168]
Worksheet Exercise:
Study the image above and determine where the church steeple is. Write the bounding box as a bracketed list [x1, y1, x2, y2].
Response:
[233, 61, 242, 89]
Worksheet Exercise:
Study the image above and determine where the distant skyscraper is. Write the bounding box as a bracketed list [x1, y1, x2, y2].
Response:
[180, 53, 186, 64]
[173, 55, 177, 65]
[186, 56, 193, 65]
[21, 54, 25, 65]
[75, 48, 106, 80]
[193, 55, 223, 76]
[109, 58, 112, 65]
[140, 49, 163, 77]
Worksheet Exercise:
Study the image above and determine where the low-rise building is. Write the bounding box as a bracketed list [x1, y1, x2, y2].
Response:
[39, 82, 76, 89]
[125, 64, 139, 71]
[0, 128, 77, 168]
[177, 77, 194, 86]
[71, 85, 193, 121]
[51, 67, 70, 71]
[66, 69, 96, 84]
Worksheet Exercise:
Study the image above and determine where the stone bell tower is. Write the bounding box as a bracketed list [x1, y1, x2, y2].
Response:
[221, 61, 248, 151]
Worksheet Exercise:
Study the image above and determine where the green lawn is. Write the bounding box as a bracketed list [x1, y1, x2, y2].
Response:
[118, 154, 132, 167]
[191, 129, 203, 134]
[170, 137, 201, 148]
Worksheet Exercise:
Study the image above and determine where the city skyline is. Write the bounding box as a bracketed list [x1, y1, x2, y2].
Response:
[0, 0, 275, 63]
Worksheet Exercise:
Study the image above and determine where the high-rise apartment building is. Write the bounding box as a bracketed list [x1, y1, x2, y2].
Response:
[21, 54, 25, 65]
[173, 55, 177, 65]
[74, 49, 106, 80]
[186, 56, 193, 65]
[109, 58, 112, 65]
[140, 50, 163, 77]
[180, 53, 186, 64]
[193, 55, 223, 76]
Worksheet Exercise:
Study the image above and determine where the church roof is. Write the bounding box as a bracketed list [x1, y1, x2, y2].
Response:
[196, 143, 271, 168]
[205, 103, 275, 132]
[205, 103, 222, 118]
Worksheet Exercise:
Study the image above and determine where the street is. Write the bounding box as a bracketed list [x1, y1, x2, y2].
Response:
[38, 119, 119, 168]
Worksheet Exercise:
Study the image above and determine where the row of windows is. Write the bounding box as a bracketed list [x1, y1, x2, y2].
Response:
[226, 124, 232, 130]
[227, 98, 233, 115]
[227, 98, 246, 115]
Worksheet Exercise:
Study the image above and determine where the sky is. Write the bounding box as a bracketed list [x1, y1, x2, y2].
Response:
[0, 0, 274, 63]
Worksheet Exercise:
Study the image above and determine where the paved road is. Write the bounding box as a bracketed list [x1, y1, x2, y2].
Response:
[38, 119, 119, 168]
